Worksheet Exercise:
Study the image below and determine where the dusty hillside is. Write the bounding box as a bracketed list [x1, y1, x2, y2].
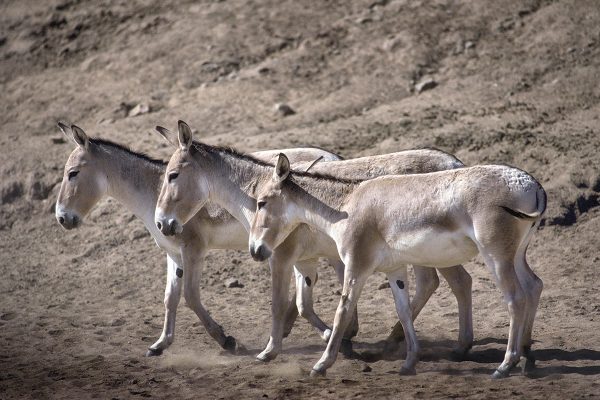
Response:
[1, 0, 599, 399]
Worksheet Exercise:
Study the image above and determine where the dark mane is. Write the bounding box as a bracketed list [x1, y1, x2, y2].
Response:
[190, 141, 362, 184]
[90, 138, 167, 166]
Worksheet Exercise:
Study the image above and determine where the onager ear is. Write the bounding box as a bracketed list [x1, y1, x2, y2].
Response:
[70, 125, 89, 150]
[177, 120, 193, 151]
[154, 126, 177, 147]
[273, 153, 291, 183]
[57, 122, 71, 140]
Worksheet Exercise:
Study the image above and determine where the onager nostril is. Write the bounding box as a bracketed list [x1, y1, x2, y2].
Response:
[156, 221, 162, 231]
[58, 216, 65, 225]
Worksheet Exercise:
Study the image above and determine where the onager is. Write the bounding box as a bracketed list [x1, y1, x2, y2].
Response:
[155, 120, 474, 364]
[54, 123, 342, 356]
[249, 153, 546, 378]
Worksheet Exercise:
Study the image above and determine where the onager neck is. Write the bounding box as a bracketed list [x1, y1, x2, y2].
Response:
[93, 142, 164, 223]
[193, 145, 272, 231]
[284, 174, 358, 239]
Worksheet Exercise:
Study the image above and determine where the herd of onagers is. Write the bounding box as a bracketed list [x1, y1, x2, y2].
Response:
[55, 119, 546, 379]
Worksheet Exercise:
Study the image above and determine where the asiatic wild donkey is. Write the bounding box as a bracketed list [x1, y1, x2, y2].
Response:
[54, 123, 343, 356]
[249, 153, 546, 378]
[154, 120, 475, 364]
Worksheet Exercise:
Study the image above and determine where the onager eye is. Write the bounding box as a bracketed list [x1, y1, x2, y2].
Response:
[168, 172, 179, 183]
[257, 200, 267, 210]
[68, 171, 79, 180]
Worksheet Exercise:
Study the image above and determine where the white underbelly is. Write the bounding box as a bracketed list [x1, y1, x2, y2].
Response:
[379, 228, 478, 269]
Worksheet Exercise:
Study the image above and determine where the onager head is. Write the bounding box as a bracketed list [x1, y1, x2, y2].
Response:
[55, 123, 108, 230]
[249, 153, 298, 261]
[155, 120, 209, 236]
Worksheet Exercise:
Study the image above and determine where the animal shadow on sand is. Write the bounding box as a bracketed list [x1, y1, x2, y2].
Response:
[254, 337, 600, 378]
[431, 337, 600, 377]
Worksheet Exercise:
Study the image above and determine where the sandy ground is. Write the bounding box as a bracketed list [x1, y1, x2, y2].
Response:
[1, 0, 600, 398]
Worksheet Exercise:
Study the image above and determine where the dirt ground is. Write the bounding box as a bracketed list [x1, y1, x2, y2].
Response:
[1, 0, 600, 398]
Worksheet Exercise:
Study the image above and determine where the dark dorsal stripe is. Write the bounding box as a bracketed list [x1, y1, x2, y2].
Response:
[90, 138, 167, 166]
[190, 140, 363, 185]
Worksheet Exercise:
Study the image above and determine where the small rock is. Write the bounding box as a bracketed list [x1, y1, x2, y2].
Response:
[361, 363, 372, 372]
[111, 318, 125, 327]
[355, 16, 372, 24]
[0, 37, 7, 47]
[382, 36, 403, 52]
[112, 102, 133, 119]
[1, 181, 24, 204]
[415, 78, 438, 94]
[464, 40, 475, 49]
[275, 103, 296, 117]
[224, 278, 244, 288]
[128, 103, 150, 117]
[1, 312, 16, 321]
[129, 229, 147, 241]
[377, 281, 390, 290]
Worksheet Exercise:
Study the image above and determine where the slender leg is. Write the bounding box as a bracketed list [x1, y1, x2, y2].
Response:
[282, 293, 299, 339]
[387, 267, 420, 375]
[483, 255, 527, 379]
[386, 266, 439, 343]
[330, 259, 359, 339]
[514, 244, 543, 372]
[294, 261, 332, 341]
[311, 262, 368, 376]
[257, 252, 294, 362]
[182, 247, 239, 353]
[438, 265, 474, 357]
[147, 255, 182, 356]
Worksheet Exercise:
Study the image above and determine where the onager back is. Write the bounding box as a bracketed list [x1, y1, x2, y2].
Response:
[249, 153, 546, 379]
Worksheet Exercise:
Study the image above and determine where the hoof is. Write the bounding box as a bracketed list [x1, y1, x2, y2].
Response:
[491, 368, 510, 379]
[256, 351, 277, 363]
[223, 336, 237, 353]
[145, 347, 163, 357]
[399, 366, 416, 376]
[310, 368, 326, 378]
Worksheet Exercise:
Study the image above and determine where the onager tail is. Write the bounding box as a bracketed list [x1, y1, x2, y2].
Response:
[501, 184, 547, 220]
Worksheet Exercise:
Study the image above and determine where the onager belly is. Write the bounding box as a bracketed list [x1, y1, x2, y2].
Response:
[380, 228, 478, 269]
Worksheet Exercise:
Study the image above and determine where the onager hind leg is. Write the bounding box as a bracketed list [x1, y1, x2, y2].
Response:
[182, 248, 239, 353]
[147, 256, 182, 356]
[386, 266, 439, 343]
[387, 267, 420, 375]
[293, 260, 333, 341]
[438, 266, 474, 358]
[514, 226, 543, 372]
[475, 218, 529, 379]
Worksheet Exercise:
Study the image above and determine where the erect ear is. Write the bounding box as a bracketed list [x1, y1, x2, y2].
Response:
[177, 120, 193, 151]
[273, 153, 291, 183]
[154, 125, 177, 147]
[70, 124, 89, 150]
[57, 121, 71, 140]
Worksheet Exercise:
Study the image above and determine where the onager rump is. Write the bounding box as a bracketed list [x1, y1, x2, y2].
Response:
[249, 154, 546, 378]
